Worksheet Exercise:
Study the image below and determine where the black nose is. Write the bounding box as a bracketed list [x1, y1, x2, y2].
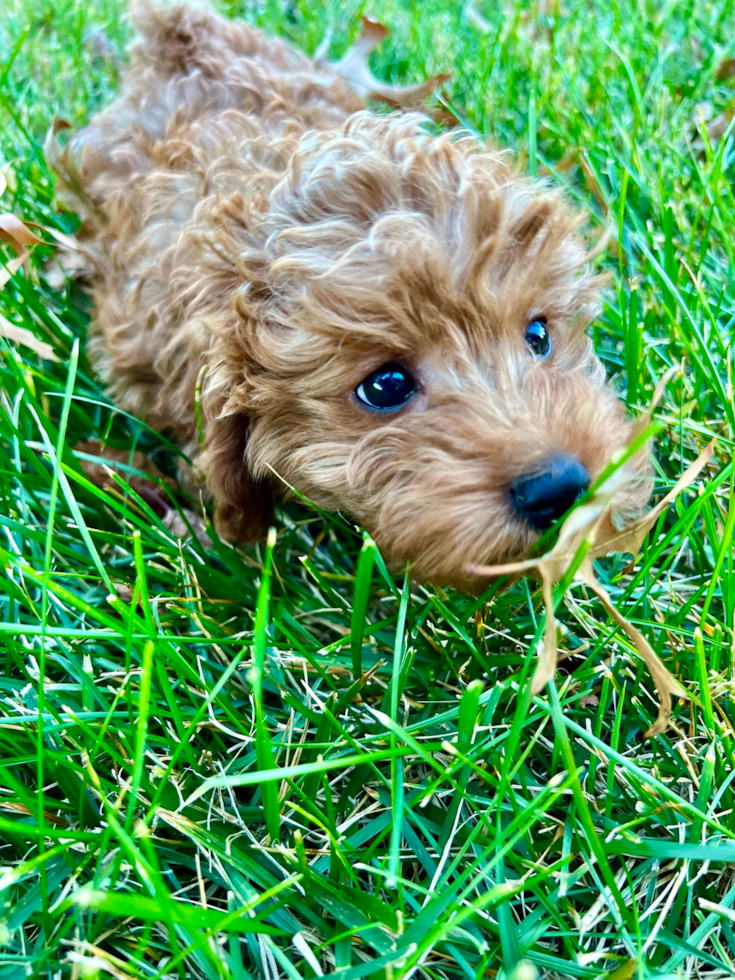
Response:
[510, 454, 590, 531]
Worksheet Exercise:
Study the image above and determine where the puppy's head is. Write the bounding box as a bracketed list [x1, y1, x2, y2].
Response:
[205, 113, 651, 587]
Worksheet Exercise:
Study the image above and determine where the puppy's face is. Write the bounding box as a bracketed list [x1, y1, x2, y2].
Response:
[214, 115, 651, 586]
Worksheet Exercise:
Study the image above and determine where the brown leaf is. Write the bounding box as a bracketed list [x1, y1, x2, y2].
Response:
[163, 506, 212, 548]
[0, 213, 44, 253]
[467, 380, 717, 734]
[26, 219, 84, 254]
[532, 575, 559, 693]
[0, 250, 29, 290]
[112, 582, 133, 603]
[74, 441, 176, 490]
[588, 441, 715, 561]
[707, 109, 734, 141]
[0, 800, 68, 826]
[324, 17, 451, 109]
[579, 559, 687, 736]
[717, 57, 735, 80]
[0, 313, 58, 360]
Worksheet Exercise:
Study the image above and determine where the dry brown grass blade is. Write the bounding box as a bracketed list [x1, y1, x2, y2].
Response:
[0, 250, 29, 289]
[579, 559, 687, 736]
[588, 440, 716, 561]
[0, 213, 44, 252]
[26, 219, 83, 253]
[528, 485, 612, 695]
[0, 186, 84, 288]
[326, 17, 451, 108]
[468, 408, 716, 732]
[0, 313, 58, 360]
[531, 575, 558, 694]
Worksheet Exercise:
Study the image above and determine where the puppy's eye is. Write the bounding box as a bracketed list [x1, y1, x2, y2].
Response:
[525, 318, 551, 359]
[355, 363, 416, 412]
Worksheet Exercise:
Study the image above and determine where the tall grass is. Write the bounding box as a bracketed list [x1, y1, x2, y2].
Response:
[0, 0, 733, 976]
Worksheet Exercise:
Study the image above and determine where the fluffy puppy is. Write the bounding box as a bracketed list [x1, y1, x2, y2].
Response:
[53, 0, 650, 586]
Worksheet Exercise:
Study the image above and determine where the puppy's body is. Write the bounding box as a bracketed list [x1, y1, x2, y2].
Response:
[65, 1, 361, 497]
[58, 0, 649, 586]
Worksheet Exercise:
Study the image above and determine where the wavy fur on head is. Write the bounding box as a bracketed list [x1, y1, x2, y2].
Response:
[54, 0, 650, 587]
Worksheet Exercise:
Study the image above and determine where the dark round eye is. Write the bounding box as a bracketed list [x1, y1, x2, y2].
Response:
[525, 318, 551, 358]
[355, 363, 416, 412]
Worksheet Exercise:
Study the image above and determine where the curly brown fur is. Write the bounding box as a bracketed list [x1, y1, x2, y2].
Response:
[54, 0, 650, 587]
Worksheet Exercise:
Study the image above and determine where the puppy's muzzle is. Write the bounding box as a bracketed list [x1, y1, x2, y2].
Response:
[510, 454, 590, 530]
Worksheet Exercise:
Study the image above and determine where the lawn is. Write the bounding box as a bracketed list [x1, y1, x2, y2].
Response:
[0, 0, 734, 977]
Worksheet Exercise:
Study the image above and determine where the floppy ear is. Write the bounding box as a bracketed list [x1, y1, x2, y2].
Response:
[202, 410, 274, 543]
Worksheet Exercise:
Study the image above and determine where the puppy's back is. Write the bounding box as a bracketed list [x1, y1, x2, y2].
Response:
[48, 0, 363, 444]
[63, 0, 362, 207]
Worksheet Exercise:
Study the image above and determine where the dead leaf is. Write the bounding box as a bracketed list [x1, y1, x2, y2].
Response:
[73, 441, 212, 547]
[26, 221, 83, 254]
[716, 57, 735, 80]
[467, 382, 717, 735]
[0, 213, 44, 253]
[320, 17, 451, 109]
[707, 109, 735, 141]
[579, 559, 687, 736]
[74, 440, 175, 489]
[0, 205, 89, 290]
[112, 582, 134, 603]
[693, 102, 735, 144]
[0, 250, 29, 290]
[0, 800, 68, 826]
[588, 442, 715, 562]
[163, 506, 212, 548]
[0, 313, 58, 360]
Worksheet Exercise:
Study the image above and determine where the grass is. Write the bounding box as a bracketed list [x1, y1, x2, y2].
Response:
[0, 0, 733, 976]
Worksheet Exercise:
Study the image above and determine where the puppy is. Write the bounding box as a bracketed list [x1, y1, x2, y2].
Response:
[53, 0, 650, 587]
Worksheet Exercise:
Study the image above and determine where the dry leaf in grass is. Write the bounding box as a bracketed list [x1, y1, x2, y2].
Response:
[162, 507, 212, 548]
[706, 109, 735, 141]
[74, 441, 212, 547]
[468, 384, 716, 735]
[317, 17, 451, 109]
[716, 57, 735, 80]
[0, 197, 87, 288]
[692, 101, 735, 146]
[0, 250, 29, 290]
[0, 213, 44, 253]
[0, 313, 58, 361]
